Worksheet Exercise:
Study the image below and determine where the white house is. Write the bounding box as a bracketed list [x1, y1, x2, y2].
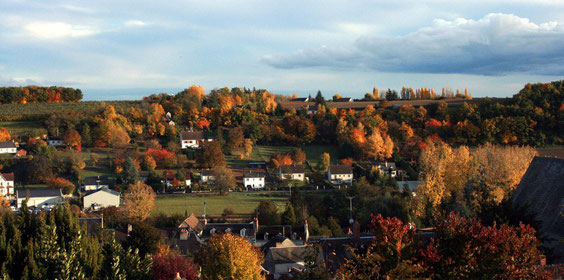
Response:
[185, 173, 191, 187]
[243, 171, 265, 189]
[328, 165, 353, 184]
[375, 162, 398, 178]
[306, 105, 318, 114]
[47, 136, 65, 147]
[83, 188, 120, 209]
[83, 176, 110, 191]
[180, 130, 214, 149]
[200, 169, 215, 184]
[0, 141, 17, 154]
[0, 172, 14, 197]
[279, 165, 305, 181]
[17, 188, 63, 209]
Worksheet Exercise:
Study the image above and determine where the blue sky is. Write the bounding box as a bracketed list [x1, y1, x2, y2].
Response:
[1, 0, 563, 100]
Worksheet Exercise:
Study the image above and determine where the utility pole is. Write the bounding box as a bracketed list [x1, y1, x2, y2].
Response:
[345, 195, 355, 224]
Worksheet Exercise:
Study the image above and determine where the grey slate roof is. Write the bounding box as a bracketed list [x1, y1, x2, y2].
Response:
[201, 169, 214, 176]
[329, 165, 352, 175]
[181, 130, 205, 140]
[84, 176, 110, 186]
[84, 187, 120, 197]
[512, 156, 564, 262]
[263, 245, 308, 273]
[244, 171, 265, 178]
[0, 141, 16, 148]
[17, 188, 62, 199]
[280, 164, 304, 174]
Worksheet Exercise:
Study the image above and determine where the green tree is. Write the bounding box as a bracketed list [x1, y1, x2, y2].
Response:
[255, 200, 281, 225]
[281, 203, 297, 225]
[120, 157, 139, 185]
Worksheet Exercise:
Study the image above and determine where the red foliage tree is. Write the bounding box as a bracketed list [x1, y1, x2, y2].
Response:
[146, 148, 178, 168]
[152, 254, 198, 280]
[419, 212, 549, 279]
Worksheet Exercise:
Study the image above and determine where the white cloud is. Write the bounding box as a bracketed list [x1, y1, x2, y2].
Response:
[124, 20, 146, 27]
[263, 13, 564, 75]
[24, 21, 98, 39]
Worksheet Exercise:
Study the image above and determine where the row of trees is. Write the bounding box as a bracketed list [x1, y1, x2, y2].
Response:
[0, 86, 82, 104]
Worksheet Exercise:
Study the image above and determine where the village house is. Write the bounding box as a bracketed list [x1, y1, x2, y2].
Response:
[185, 173, 191, 187]
[0, 141, 17, 154]
[306, 104, 318, 114]
[200, 169, 215, 184]
[47, 136, 65, 147]
[180, 130, 214, 149]
[83, 188, 120, 210]
[375, 161, 398, 178]
[16, 188, 63, 209]
[0, 172, 14, 197]
[279, 164, 305, 181]
[83, 176, 110, 191]
[243, 171, 266, 189]
[328, 165, 353, 184]
[262, 245, 308, 276]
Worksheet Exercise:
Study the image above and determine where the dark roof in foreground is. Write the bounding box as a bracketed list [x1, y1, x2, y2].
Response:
[512, 156, 564, 262]
[280, 164, 305, 174]
[17, 188, 62, 199]
[263, 245, 308, 273]
[0, 141, 16, 148]
[329, 164, 353, 174]
[1, 172, 14, 181]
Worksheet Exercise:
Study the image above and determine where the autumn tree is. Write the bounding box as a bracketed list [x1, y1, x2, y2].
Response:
[363, 128, 394, 161]
[0, 127, 11, 141]
[270, 152, 293, 168]
[64, 129, 81, 150]
[420, 212, 548, 279]
[196, 141, 226, 169]
[123, 181, 156, 222]
[212, 166, 236, 195]
[291, 148, 306, 164]
[227, 126, 245, 151]
[318, 152, 330, 172]
[152, 254, 198, 280]
[196, 233, 264, 280]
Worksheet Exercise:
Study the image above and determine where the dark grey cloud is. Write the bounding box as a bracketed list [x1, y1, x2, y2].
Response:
[263, 13, 564, 75]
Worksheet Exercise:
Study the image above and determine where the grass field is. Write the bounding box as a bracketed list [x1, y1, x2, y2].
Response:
[226, 144, 341, 163]
[0, 120, 44, 137]
[152, 192, 289, 216]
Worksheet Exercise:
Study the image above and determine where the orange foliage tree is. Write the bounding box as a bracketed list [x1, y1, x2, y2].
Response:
[0, 128, 11, 141]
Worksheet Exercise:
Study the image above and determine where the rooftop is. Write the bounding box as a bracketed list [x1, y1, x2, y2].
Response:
[329, 164, 353, 174]
[280, 164, 305, 174]
[17, 188, 62, 199]
[0, 141, 16, 149]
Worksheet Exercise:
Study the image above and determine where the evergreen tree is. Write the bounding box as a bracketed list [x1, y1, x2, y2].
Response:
[281, 203, 297, 225]
[315, 90, 327, 107]
[121, 157, 140, 185]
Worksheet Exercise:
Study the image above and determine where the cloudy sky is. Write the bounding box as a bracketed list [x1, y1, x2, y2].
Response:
[1, 0, 563, 100]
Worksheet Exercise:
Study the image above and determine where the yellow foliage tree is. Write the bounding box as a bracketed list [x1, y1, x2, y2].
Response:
[196, 233, 264, 280]
[123, 181, 156, 222]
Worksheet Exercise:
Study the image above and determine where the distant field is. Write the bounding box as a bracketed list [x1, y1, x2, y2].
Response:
[225, 144, 341, 167]
[152, 192, 289, 216]
[0, 120, 44, 137]
[0, 100, 145, 121]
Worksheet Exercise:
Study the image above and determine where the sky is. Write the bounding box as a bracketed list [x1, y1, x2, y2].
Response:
[1, 0, 564, 100]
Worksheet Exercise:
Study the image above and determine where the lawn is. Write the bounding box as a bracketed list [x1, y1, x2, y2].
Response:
[152, 192, 289, 216]
[79, 148, 115, 179]
[0, 120, 44, 137]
